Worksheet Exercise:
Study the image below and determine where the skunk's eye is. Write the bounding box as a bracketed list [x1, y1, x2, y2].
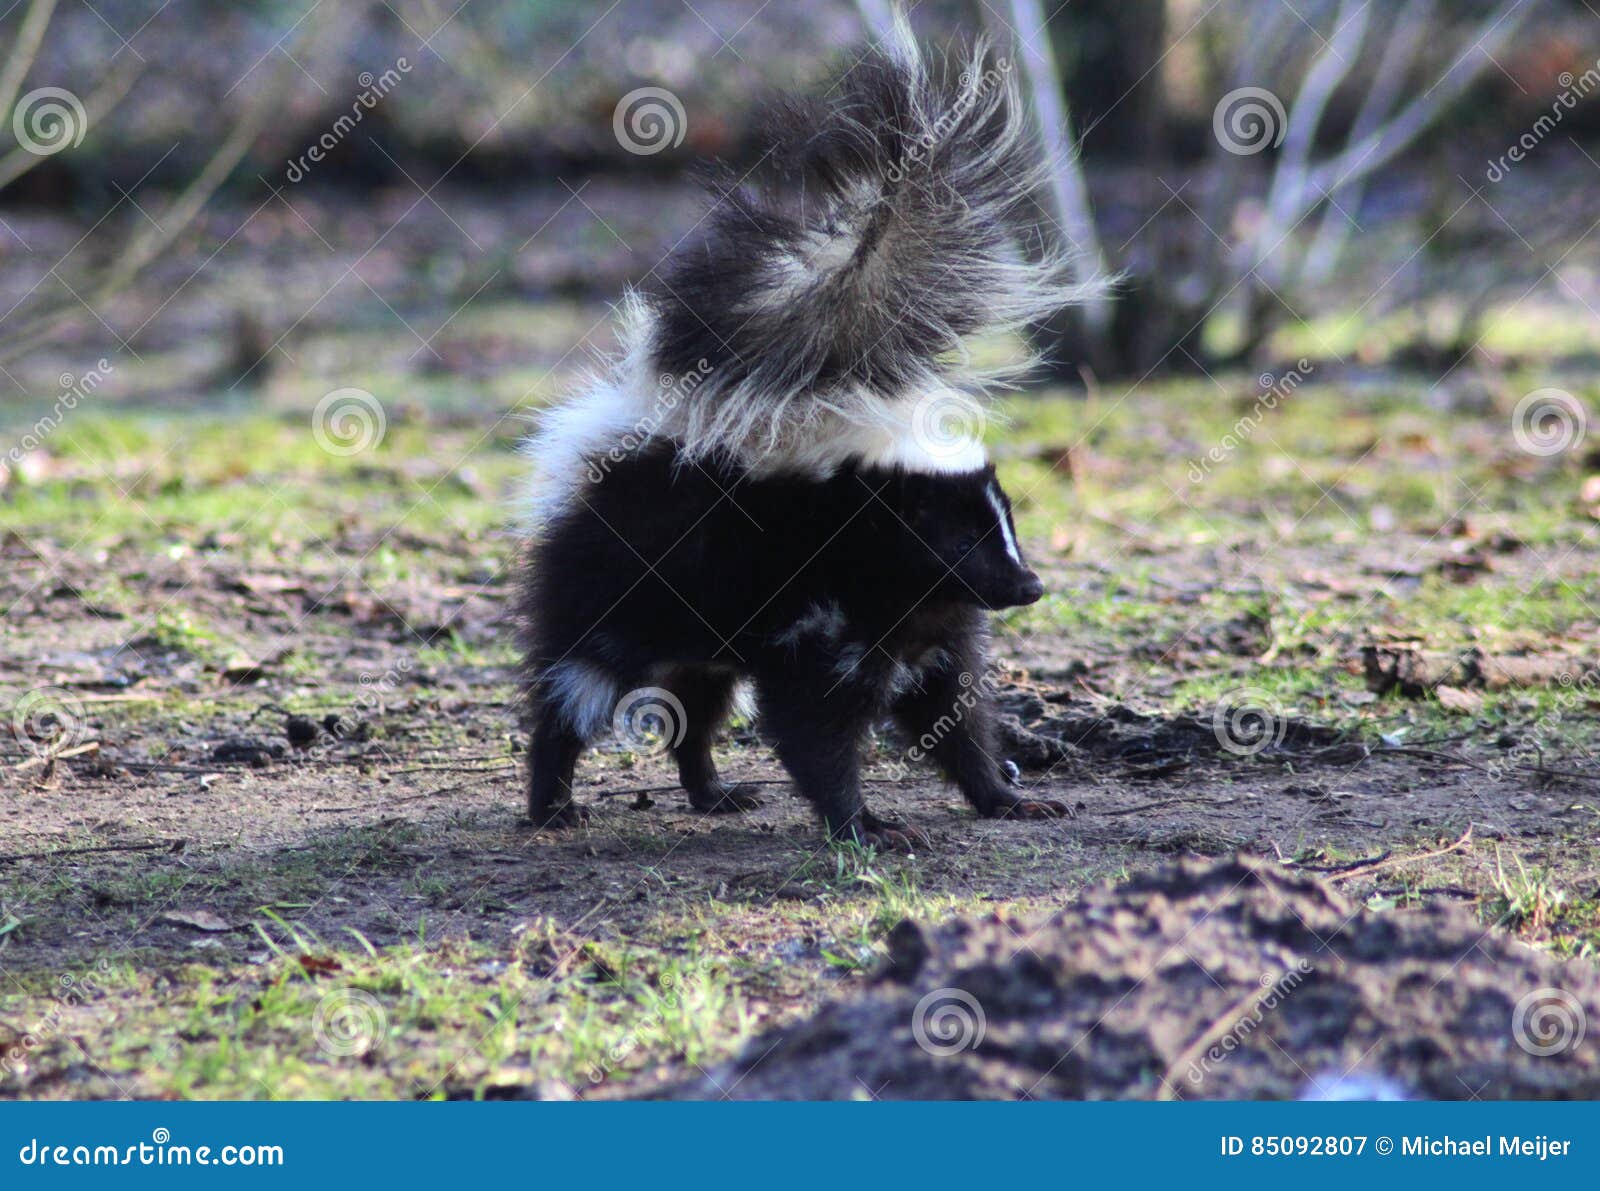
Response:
[952, 534, 976, 556]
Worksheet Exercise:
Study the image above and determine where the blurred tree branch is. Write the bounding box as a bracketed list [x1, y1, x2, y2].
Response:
[995, 0, 1112, 338]
[0, 58, 142, 194]
[0, 1, 364, 368]
[1297, 0, 1436, 287]
[1002, 0, 1540, 375]
[0, 0, 58, 125]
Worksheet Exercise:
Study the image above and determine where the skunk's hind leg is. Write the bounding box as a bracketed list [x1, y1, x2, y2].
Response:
[527, 715, 584, 828]
[666, 666, 761, 813]
[525, 660, 616, 828]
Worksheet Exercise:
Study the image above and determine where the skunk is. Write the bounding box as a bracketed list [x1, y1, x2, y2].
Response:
[517, 28, 1095, 848]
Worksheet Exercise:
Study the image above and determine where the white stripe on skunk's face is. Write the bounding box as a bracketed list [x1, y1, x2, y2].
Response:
[986, 477, 1023, 565]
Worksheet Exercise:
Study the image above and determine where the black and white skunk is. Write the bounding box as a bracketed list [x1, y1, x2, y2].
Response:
[517, 28, 1096, 848]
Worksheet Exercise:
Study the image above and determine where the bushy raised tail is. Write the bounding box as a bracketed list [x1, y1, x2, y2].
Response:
[520, 27, 1102, 528]
[641, 28, 1099, 461]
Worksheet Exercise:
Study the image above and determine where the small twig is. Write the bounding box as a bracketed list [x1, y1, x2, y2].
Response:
[393, 774, 509, 802]
[103, 762, 227, 776]
[1373, 747, 1600, 787]
[0, 840, 182, 864]
[1293, 849, 1393, 876]
[592, 778, 793, 801]
[1099, 795, 1225, 817]
[388, 761, 517, 777]
[1323, 827, 1474, 884]
[1526, 763, 1600, 786]
[11, 740, 99, 771]
[1371, 746, 1495, 774]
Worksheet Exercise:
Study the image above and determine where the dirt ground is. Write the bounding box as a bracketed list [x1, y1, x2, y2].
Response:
[4, 532, 1595, 978]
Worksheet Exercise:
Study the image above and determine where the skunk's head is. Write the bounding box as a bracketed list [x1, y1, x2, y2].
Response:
[879, 466, 1044, 610]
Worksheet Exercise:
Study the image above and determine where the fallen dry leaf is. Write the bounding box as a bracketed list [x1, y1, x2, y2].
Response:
[161, 910, 233, 933]
[1435, 686, 1484, 713]
[297, 954, 344, 977]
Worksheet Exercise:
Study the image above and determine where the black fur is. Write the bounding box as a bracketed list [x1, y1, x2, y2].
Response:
[519, 449, 1068, 847]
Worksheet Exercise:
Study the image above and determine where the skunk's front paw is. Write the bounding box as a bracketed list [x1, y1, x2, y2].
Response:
[687, 780, 764, 814]
[981, 790, 1074, 821]
[530, 802, 589, 829]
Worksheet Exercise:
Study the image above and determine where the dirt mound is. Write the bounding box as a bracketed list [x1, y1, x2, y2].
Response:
[667, 857, 1600, 1100]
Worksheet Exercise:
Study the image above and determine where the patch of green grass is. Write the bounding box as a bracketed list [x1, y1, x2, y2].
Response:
[150, 606, 229, 661]
[4, 915, 758, 1100]
[0, 414, 526, 545]
[414, 630, 518, 669]
[1166, 667, 1370, 717]
[1482, 849, 1600, 960]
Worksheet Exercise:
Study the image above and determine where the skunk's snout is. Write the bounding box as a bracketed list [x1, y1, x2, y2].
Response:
[1012, 569, 1045, 606]
[967, 562, 1045, 610]
[987, 566, 1043, 609]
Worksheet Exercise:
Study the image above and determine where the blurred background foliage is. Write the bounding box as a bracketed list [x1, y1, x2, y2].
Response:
[0, 0, 1597, 412]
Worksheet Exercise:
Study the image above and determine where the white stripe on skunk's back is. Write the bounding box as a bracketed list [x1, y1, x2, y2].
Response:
[738, 388, 990, 480]
[516, 293, 659, 534]
[517, 296, 993, 535]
